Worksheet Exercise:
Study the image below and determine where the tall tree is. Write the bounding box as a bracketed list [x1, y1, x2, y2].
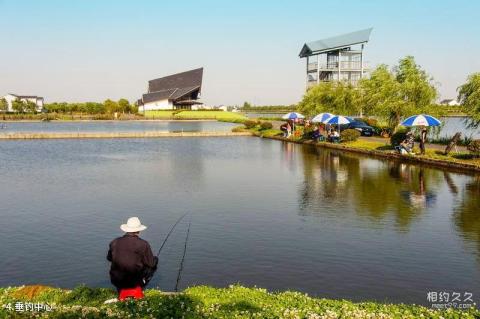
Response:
[25, 100, 38, 113]
[395, 56, 437, 111]
[360, 65, 405, 128]
[457, 72, 480, 128]
[297, 81, 361, 117]
[104, 99, 119, 114]
[0, 98, 8, 113]
[11, 98, 26, 113]
[118, 98, 131, 113]
[359, 56, 438, 129]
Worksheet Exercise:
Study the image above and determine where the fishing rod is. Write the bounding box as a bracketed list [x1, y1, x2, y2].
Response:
[156, 212, 189, 257]
[174, 218, 191, 292]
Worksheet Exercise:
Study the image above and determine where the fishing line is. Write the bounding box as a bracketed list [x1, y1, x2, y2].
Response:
[174, 218, 191, 292]
[156, 212, 189, 257]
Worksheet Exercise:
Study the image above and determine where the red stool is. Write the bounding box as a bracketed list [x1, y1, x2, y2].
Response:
[118, 286, 144, 301]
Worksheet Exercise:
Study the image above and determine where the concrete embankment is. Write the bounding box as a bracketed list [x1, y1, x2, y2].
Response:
[0, 131, 253, 139]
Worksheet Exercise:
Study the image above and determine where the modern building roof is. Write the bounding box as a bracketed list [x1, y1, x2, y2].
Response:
[148, 68, 203, 94]
[139, 68, 204, 106]
[7, 93, 43, 99]
[299, 28, 373, 57]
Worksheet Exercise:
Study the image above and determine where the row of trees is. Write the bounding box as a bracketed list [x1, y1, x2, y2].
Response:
[240, 102, 297, 112]
[458, 73, 480, 128]
[297, 56, 477, 130]
[44, 98, 138, 114]
[0, 98, 39, 113]
[298, 56, 438, 129]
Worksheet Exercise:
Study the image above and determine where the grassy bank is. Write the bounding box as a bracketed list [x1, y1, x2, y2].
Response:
[144, 111, 246, 123]
[234, 123, 480, 171]
[0, 113, 142, 121]
[1, 285, 477, 318]
[0, 111, 247, 123]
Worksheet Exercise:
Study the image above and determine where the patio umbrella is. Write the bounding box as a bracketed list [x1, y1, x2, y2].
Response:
[312, 113, 333, 123]
[401, 114, 441, 127]
[326, 115, 351, 133]
[282, 112, 305, 132]
[282, 112, 305, 120]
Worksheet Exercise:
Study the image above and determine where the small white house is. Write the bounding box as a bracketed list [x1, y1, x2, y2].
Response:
[440, 99, 459, 106]
[1, 93, 44, 112]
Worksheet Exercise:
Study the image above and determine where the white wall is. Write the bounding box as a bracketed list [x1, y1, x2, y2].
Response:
[140, 99, 173, 112]
[1, 94, 44, 112]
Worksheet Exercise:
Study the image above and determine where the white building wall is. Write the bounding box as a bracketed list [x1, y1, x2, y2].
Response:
[1, 94, 44, 112]
[140, 99, 173, 112]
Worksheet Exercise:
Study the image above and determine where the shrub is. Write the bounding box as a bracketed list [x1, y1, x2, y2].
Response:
[244, 120, 259, 129]
[340, 129, 361, 142]
[390, 127, 408, 146]
[467, 139, 480, 157]
[231, 126, 245, 132]
[259, 121, 273, 130]
[362, 117, 378, 127]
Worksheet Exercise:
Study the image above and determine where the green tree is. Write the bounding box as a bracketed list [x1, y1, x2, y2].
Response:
[104, 99, 119, 114]
[359, 56, 438, 129]
[0, 98, 8, 113]
[457, 72, 480, 127]
[118, 98, 130, 113]
[395, 56, 437, 111]
[360, 65, 404, 128]
[297, 81, 360, 117]
[243, 102, 252, 109]
[11, 98, 26, 113]
[25, 100, 38, 113]
[131, 101, 139, 114]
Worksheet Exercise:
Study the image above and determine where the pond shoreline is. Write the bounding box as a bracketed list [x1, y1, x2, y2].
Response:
[0, 131, 254, 139]
[260, 134, 480, 174]
[1, 285, 477, 318]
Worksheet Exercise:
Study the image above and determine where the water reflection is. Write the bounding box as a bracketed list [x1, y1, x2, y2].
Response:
[454, 176, 480, 257]
[298, 144, 448, 230]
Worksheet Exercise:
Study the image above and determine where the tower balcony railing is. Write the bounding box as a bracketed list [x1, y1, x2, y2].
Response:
[307, 78, 361, 88]
[308, 61, 369, 72]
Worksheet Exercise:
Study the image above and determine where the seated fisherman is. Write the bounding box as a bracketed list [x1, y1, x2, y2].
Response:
[396, 132, 415, 154]
[107, 217, 158, 301]
[329, 129, 340, 143]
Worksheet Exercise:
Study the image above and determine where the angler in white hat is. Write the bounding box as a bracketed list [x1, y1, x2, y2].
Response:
[107, 217, 158, 300]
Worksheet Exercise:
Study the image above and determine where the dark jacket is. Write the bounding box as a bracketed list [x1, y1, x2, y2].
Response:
[107, 234, 158, 289]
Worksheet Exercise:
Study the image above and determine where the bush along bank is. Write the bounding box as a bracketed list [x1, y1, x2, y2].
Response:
[234, 124, 480, 173]
[0, 285, 478, 319]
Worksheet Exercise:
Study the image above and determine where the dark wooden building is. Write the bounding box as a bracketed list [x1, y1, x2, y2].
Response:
[138, 68, 203, 111]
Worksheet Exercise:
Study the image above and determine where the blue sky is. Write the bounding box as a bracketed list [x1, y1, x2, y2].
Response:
[0, 0, 479, 105]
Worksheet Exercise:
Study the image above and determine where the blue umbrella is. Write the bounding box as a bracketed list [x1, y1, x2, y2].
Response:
[401, 114, 441, 127]
[282, 112, 305, 120]
[326, 115, 352, 125]
[326, 115, 352, 137]
[312, 113, 333, 123]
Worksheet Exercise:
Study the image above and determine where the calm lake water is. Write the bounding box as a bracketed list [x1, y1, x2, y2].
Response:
[0, 121, 236, 133]
[0, 137, 479, 305]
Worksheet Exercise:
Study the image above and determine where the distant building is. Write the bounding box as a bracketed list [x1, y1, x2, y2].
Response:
[1, 93, 44, 112]
[440, 99, 459, 106]
[138, 68, 203, 111]
[299, 28, 373, 89]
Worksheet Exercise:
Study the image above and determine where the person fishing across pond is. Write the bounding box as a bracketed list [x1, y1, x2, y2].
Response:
[107, 217, 158, 301]
[419, 127, 428, 155]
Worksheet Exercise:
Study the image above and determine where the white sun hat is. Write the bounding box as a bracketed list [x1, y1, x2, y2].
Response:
[120, 217, 147, 233]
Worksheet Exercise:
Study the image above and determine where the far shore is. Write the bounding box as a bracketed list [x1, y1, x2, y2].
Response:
[0, 119, 220, 123]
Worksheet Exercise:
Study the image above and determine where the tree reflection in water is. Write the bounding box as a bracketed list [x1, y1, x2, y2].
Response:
[297, 145, 448, 231]
[454, 176, 480, 258]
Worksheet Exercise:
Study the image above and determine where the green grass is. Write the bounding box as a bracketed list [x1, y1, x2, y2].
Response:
[144, 110, 247, 123]
[1, 285, 477, 318]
